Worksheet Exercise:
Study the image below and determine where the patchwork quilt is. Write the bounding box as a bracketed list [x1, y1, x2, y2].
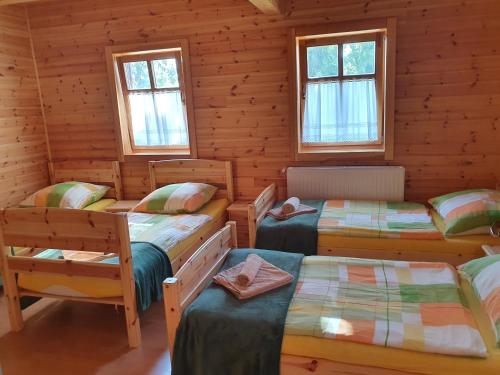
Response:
[285, 256, 487, 357]
[318, 200, 442, 239]
[127, 212, 212, 255]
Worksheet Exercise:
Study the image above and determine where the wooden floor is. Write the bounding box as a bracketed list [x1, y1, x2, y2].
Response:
[0, 291, 172, 375]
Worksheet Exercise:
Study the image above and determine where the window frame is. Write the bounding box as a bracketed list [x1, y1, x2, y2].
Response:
[106, 40, 197, 160]
[290, 18, 396, 161]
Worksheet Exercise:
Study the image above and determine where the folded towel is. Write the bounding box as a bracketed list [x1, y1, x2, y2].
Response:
[267, 204, 318, 221]
[236, 254, 263, 286]
[213, 258, 293, 300]
[281, 197, 300, 214]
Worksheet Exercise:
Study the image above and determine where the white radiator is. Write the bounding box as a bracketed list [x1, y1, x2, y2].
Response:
[287, 166, 405, 201]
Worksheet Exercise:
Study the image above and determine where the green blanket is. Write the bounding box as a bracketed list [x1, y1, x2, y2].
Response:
[172, 249, 304, 375]
[20, 242, 171, 313]
[256, 200, 325, 256]
[102, 242, 171, 313]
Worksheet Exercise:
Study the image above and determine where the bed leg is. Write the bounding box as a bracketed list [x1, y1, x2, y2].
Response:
[116, 215, 141, 348]
[1, 243, 23, 331]
[163, 277, 181, 360]
[227, 221, 238, 248]
[123, 301, 141, 348]
[248, 203, 257, 248]
[3, 271, 23, 331]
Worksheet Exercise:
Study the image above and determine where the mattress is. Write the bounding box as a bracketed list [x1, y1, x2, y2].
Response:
[318, 209, 500, 265]
[318, 200, 442, 240]
[17, 198, 228, 298]
[282, 259, 500, 375]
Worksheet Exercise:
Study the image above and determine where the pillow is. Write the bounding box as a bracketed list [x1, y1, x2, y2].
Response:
[133, 182, 217, 214]
[459, 255, 500, 346]
[19, 181, 110, 209]
[429, 189, 500, 236]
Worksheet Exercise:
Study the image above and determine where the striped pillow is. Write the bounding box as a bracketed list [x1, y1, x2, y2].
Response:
[459, 255, 500, 346]
[133, 182, 217, 214]
[429, 189, 500, 236]
[19, 182, 109, 209]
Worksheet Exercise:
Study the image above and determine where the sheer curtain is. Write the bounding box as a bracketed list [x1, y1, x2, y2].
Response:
[129, 91, 188, 147]
[302, 79, 378, 143]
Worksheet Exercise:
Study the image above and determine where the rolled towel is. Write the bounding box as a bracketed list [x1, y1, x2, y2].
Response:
[236, 254, 264, 286]
[281, 197, 300, 215]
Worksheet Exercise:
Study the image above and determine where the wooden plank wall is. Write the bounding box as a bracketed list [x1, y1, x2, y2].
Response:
[0, 5, 49, 207]
[26, 0, 500, 202]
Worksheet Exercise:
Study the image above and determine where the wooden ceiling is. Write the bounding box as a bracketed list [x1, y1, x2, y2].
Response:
[0, 0, 46, 5]
[0, 0, 285, 14]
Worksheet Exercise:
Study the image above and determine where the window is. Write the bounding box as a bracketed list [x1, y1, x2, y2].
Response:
[291, 19, 396, 160]
[106, 40, 197, 158]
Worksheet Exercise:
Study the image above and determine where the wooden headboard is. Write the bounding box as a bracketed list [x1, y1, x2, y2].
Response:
[48, 160, 123, 200]
[148, 159, 234, 203]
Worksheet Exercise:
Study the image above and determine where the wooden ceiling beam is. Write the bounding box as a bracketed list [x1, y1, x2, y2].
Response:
[0, 0, 48, 5]
[248, 0, 284, 15]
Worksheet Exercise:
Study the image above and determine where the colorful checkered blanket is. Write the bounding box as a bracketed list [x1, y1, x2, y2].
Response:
[127, 212, 211, 255]
[318, 200, 442, 239]
[285, 256, 487, 357]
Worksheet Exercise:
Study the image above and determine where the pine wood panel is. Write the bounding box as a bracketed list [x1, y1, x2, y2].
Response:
[26, 0, 500, 204]
[0, 5, 49, 207]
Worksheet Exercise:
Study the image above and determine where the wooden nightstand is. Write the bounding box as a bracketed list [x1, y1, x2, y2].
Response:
[481, 245, 500, 256]
[227, 201, 251, 248]
[105, 200, 140, 213]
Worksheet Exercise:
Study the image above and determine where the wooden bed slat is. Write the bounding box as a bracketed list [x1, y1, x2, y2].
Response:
[0, 208, 122, 251]
[8, 257, 121, 280]
[163, 222, 236, 351]
[281, 354, 417, 375]
[248, 183, 277, 247]
[149, 159, 234, 203]
[0, 207, 140, 347]
[18, 290, 125, 306]
[48, 160, 123, 200]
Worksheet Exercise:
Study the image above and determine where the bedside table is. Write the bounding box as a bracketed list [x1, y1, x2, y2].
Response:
[481, 245, 500, 256]
[105, 200, 140, 213]
[227, 201, 251, 248]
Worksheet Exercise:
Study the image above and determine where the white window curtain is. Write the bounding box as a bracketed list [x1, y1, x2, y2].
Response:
[302, 78, 378, 143]
[129, 91, 188, 147]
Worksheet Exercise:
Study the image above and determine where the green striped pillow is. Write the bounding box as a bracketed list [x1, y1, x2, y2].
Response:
[459, 255, 500, 346]
[132, 182, 217, 214]
[19, 182, 109, 209]
[429, 189, 500, 236]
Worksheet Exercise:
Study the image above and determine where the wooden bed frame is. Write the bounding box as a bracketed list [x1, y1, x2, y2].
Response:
[248, 183, 276, 247]
[0, 208, 141, 347]
[246, 184, 499, 265]
[0, 158, 234, 348]
[48, 160, 123, 200]
[148, 159, 234, 273]
[163, 223, 416, 375]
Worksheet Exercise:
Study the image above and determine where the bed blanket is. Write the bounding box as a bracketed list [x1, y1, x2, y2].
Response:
[256, 200, 324, 255]
[172, 249, 303, 375]
[319, 200, 442, 239]
[127, 212, 211, 255]
[103, 242, 171, 313]
[285, 256, 487, 357]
